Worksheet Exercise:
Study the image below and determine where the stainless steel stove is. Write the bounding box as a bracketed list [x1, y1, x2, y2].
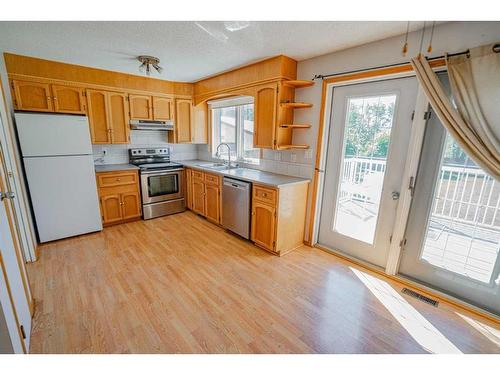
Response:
[129, 148, 185, 219]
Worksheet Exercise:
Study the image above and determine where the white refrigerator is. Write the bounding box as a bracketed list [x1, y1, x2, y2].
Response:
[15, 113, 102, 242]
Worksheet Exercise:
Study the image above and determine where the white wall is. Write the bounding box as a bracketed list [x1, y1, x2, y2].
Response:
[200, 22, 500, 184]
[93, 130, 198, 165]
[292, 21, 500, 240]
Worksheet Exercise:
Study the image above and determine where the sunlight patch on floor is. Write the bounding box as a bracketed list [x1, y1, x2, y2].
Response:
[350, 267, 462, 353]
[456, 312, 500, 347]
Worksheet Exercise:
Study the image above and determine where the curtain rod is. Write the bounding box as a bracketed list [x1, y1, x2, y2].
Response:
[312, 49, 471, 81]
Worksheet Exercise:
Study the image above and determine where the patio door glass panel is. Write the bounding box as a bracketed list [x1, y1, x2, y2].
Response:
[399, 73, 500, 315]
[334, 94, 397, 244]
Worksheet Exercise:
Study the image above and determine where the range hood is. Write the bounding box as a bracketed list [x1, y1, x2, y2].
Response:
[130, 119, 174, 131]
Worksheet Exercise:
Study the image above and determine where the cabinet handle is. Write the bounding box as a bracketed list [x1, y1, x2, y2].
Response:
[53, 96, 57, 100]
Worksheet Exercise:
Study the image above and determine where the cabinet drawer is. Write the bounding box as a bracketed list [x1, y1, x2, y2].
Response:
[253, 185, 277, 205]
[97, 172, 137, 187]
[204, 173, 220, 186]
[192, 170, 204, 180]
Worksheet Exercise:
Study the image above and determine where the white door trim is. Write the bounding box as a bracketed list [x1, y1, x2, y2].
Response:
[0, 60, 37, 262]
[385, 86, 430, 275]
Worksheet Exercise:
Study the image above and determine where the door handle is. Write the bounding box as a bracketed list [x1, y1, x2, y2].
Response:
[0, 191, 15, 201]
[391, 191, 400, 200]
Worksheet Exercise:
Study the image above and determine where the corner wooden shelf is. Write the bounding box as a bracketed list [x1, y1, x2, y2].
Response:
[279, 124, 312, 129]
[276, 144, 310, 150]
[280, 102, 313, 109]
[283, 80, 315, 88]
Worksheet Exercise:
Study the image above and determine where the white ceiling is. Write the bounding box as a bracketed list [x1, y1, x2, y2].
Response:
[0, 21, 429, 82]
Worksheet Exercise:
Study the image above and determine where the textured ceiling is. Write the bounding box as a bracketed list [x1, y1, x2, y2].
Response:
[0, 21, 429, 82]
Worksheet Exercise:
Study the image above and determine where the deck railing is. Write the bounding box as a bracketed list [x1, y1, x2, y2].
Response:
[341, 157, 500, 230]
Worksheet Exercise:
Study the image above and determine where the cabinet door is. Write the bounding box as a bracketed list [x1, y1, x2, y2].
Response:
[175, 99, 193, 143]
[108, 92, 130, 144]
[254, 84, 277, 149]
[121, 192, 141, 220]
[251, 201, 276, 252]
[192, 178, 206, 216]
[153, 96, 173, 120]
[192, 102, 208, 144]
[52, 85, 86, 114]
[101, 195, 123, 224]
[129, 94, 152, 120]
[12, 80, 53, 112]
[86, 89, 111, 144]
[185, 169, 193, 210]
[205, 184, 220, 224]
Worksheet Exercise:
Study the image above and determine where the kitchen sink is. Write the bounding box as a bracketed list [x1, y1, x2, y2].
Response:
[196, 162, 239, 171]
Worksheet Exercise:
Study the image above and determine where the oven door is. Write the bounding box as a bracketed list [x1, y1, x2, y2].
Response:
[140, 169, 184, 204]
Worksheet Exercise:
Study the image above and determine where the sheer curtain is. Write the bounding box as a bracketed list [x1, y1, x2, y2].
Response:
[411, 43, 500, 179]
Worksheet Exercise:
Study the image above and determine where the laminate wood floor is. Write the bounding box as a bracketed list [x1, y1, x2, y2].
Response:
[28, 211, 500, 353]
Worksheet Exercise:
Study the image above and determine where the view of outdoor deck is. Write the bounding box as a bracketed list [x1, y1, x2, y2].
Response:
[336, 150, 499, 284]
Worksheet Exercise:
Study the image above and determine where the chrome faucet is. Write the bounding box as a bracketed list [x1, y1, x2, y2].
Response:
[215, 143, 232, 167]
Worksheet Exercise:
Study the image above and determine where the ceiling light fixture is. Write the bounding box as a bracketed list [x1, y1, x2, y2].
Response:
[137, 55, 163, 76]
[223, 21, 250, 32]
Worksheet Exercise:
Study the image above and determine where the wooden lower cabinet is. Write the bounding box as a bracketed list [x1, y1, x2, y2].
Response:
[192, 177, 206, 215]
[96, 170, 142, 226]
[185, 169, 193, 210]
[251, 182, 309, 256]
[185, 168, 309, 255]
[205, 183, 220, 224]
[251, 201, 276, 251]
[186, 168, 221, 224]
[121, 192, 141, 220]
[101, 194, 123, 224]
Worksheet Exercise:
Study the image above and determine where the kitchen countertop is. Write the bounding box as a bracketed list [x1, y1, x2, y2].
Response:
[179, 160, 310, 188]
[94, 164, 139, 173]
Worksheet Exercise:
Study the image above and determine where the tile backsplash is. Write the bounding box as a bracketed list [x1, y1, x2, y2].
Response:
[93, 129, 314, 180]
[92, 130, 198, 164]
[196, 145, 314, 179]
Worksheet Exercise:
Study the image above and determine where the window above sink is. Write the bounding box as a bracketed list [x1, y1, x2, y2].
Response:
[209, 96, 260, 165]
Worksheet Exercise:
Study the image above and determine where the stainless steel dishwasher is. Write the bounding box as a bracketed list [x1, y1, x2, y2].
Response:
[222, 177, 252, 239]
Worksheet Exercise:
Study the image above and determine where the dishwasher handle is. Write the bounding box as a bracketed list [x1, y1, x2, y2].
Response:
[223, 178, 250, 190]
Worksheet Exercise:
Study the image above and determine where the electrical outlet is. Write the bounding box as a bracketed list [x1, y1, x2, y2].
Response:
[290, 153, 297, 163]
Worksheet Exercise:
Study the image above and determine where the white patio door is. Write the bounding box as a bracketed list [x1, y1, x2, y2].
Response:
[318, 77, 418, 267]
[399, 78, 500, 314]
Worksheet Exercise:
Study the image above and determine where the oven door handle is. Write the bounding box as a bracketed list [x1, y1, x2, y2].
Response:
[140, 168, 184, 175]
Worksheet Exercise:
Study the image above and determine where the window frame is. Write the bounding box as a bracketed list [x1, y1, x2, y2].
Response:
[209, 96, 259, 164]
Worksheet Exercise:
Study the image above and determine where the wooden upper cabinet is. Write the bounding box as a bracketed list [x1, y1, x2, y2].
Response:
[192, 102, 208, 144]
[108, 92, 130, 144]
[251, 201, 276, 252]
[86, 89, 110, 144]
[87, 90, 130, 145]
[12, 80, 53, 112]
[175, 98, 193, 143]
[51, 85, 86, 114]
[153, 96, 173, 120]
[254, 84, 278, 148]
[129, 94, 152, 120]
